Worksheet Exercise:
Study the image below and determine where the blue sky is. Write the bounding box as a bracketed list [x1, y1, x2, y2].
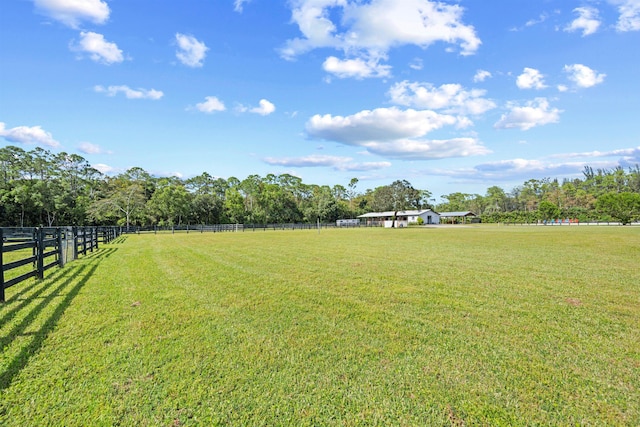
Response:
[1, 0, 639, 199]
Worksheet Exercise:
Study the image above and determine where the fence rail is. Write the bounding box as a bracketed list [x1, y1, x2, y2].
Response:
[123, 222, 374, 234]
[1, 226, 122, 302]
[499, 221, 640, 226]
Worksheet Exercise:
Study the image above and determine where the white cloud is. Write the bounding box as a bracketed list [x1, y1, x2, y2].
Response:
[563, 64, 606, 88]
[526, 13, 549, 27]
[305, 107, 489, 160]
[363, 137, 490, 160]
[473, 69, 492, 83]
[280, 0, 480, 78]
[92, 163, 115, 174]
[175, 33, 208, 67]
[494, 98, 562, 130]
[509, 11, 556, 32]
[388, 81, 496, 115]
[78, 142, 110, 154]
[33, 0, 109, 28]
[263, 154, 391, 171]
[341, 161, 393, 171]
[94, 85, 164, 100]
[548, 146, 640, 162]
[565, 7, 601, 36]
[608, 0, 640, 31]
[475, 158, 551, 173]
[426, 146, 640, 184]
[251, 99, 276, 116]
[71, 31, 123, 65]
[516, 68, 547, 90]
[0, 122, 61, 147]
[195, 96, 226, 113]
[234, 0, 251, 13]
[323, 56, 391, 79]
[471, 159, 604, 180]
[472, 157, 630, 180]
[409, 58, 424, 70]
[427, 159, 608, 184]
[237, 99, 276, 115]
[307, 107, 458, 144]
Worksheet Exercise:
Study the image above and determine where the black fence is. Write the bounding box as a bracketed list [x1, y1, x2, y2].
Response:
[123, 222, 371, 234]
[124, 224, 244, 233]
[1, 226, 122, 302]
[500, 221, 640, 226]
[2, 222, 375, 301]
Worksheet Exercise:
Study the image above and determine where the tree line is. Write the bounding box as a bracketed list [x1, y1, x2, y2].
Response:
[1, 145, 639, 227]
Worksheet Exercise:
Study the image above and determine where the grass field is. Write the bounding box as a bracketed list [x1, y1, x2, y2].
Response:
[1, 226, 639, 426]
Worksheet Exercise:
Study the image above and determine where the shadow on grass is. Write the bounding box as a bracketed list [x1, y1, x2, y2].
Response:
[0, 267, 76, 330]
[111, 235, 128, 244]
[0, 246, 117, 390]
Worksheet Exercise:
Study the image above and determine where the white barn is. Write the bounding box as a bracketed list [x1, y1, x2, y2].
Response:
[358, 209, 440, 228]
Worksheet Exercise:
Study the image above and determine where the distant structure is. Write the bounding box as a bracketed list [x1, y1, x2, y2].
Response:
[336, 219, 360, 227]
[439, 211, 477, 224]
[358, 210, 440, 228]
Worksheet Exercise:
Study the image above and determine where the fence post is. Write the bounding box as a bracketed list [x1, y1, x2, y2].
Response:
[73, 227, 78, 260]
[57, 227, 64, 267]
[31, 228, 37, 269]
[36, 227, 45, 280]
[1, 228, 5, 303]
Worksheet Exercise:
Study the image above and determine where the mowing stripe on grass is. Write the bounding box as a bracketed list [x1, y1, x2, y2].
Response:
[1, 226, 638, 425]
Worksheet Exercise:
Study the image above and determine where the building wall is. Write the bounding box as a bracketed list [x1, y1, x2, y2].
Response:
[384, 220, 408, 228]
[417, 212, 440, 224]
[360, 211, 440, 226]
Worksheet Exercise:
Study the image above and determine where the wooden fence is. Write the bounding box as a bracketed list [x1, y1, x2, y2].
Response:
[1, 226, 122, 302]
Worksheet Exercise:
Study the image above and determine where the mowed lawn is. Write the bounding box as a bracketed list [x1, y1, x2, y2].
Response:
[1, 226, 639, 426]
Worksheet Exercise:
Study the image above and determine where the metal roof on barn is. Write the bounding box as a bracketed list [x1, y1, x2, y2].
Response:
[439, 211, 476, 217]
[357, 209, 439, 218]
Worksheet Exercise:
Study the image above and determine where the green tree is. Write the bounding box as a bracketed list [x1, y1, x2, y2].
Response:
[4, 180, 39, 226]
[484, 186, 508, 213]
[239, 174, 262, 222]
[347, 178, 359, 211]
[223, 187, 245, 223]
[438, 192, 472, 212]
[89, 178, 147, 228]
[517, 179, 545, 212]
[0, 146, 27, 185]
[147, 179, 192, 226]
[186, 173, 225, 224]
[538, 200, 561, 221]
[628, 165, 640, 193]
[370, 180, 423, 212]
[596, 192, 640, 225]
[303, 185, 338, 222]
[257, 182, 301, 223]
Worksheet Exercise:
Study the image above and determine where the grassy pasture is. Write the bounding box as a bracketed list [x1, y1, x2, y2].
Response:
[1, 226, 639, 426]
